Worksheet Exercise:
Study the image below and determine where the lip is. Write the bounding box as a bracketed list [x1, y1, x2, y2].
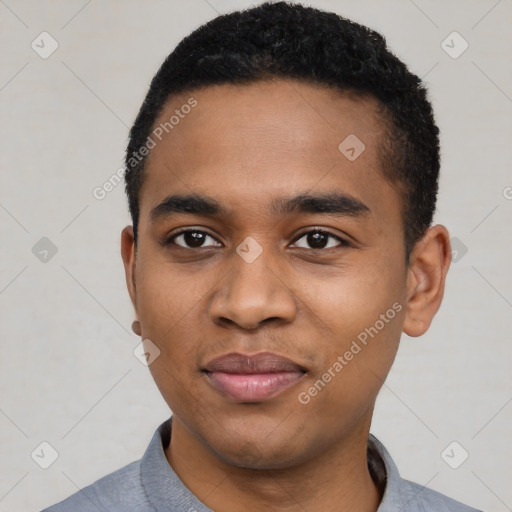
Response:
[203, 352, 307, 402]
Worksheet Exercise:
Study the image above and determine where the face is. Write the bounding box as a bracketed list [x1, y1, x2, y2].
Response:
[121, 79, 444, 470]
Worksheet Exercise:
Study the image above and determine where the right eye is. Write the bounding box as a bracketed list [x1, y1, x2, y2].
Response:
[164, 229, 222, 249]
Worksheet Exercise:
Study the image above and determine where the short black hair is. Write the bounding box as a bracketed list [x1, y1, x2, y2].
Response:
[124, 1, 440, 257]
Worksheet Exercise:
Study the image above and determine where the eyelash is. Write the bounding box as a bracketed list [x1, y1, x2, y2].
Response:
[164, 228, 350, 251]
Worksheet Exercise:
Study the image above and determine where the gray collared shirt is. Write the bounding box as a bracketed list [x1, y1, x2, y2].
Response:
[42, 417, 482, 511]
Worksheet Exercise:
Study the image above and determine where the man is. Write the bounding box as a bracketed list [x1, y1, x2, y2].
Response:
[43, 2, 482, 511]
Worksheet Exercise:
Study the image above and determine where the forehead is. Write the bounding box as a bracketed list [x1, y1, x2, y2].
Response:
[151, 79, 384, 157]
[139, 79, 399, 226]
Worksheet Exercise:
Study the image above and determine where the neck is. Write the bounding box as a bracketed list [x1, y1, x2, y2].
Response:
[165, 415, 382, 512]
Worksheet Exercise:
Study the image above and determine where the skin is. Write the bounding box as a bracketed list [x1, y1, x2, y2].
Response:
[121, 78, 451, 512]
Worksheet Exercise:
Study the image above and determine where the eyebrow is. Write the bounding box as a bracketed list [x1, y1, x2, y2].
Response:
[149, 192, 371, 222]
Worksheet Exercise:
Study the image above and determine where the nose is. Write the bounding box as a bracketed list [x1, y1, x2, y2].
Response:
[208, 247, 297, 330]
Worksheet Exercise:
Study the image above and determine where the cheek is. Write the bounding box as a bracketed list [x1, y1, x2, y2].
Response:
[141, 296, 208, 416]
[296, 292, 404, 429]
[134, 274, 204, 401]
[147, 358, 209, 429]
[295, 253, 406, 397]
[302, 254, 404, 338]
[135, 256, 209, 340]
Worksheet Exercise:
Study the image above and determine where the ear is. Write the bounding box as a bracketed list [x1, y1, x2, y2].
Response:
[403, 224, 451, 337]
[121, 225, 138, 315]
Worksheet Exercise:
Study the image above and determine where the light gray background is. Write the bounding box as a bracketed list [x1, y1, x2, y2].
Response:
[0, 0, 511, 511]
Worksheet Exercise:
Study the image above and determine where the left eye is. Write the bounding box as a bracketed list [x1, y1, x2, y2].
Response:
[291, 229, 348, 250]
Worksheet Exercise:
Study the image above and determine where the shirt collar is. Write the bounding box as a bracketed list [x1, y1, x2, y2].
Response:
[368, 433, 412, 511]
[140, 416, 408, 511]
[140, 417, 211, 511]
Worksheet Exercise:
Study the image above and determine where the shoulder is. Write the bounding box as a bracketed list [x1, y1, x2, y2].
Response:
[41, 418, 174, 512]
[368, 434, 483, 512]
[40, 459, 151, 512]
[400, 478, 483, 512]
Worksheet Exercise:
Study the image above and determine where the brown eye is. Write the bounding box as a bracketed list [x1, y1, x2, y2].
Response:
[166, 230, 221, 249]
[292, 229, 349, 250]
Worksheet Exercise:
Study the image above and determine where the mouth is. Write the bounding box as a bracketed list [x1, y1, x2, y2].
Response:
[202, 352, 307, 402]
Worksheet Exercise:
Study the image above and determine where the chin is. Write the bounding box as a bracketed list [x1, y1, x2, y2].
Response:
[214, 441, 306, 470]
[202, 420, 316, 471]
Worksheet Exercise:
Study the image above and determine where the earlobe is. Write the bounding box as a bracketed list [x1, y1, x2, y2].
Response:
[131, 320, 142, 336]
[403, 225, 451, 337]
[121, 225, 138, 313]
